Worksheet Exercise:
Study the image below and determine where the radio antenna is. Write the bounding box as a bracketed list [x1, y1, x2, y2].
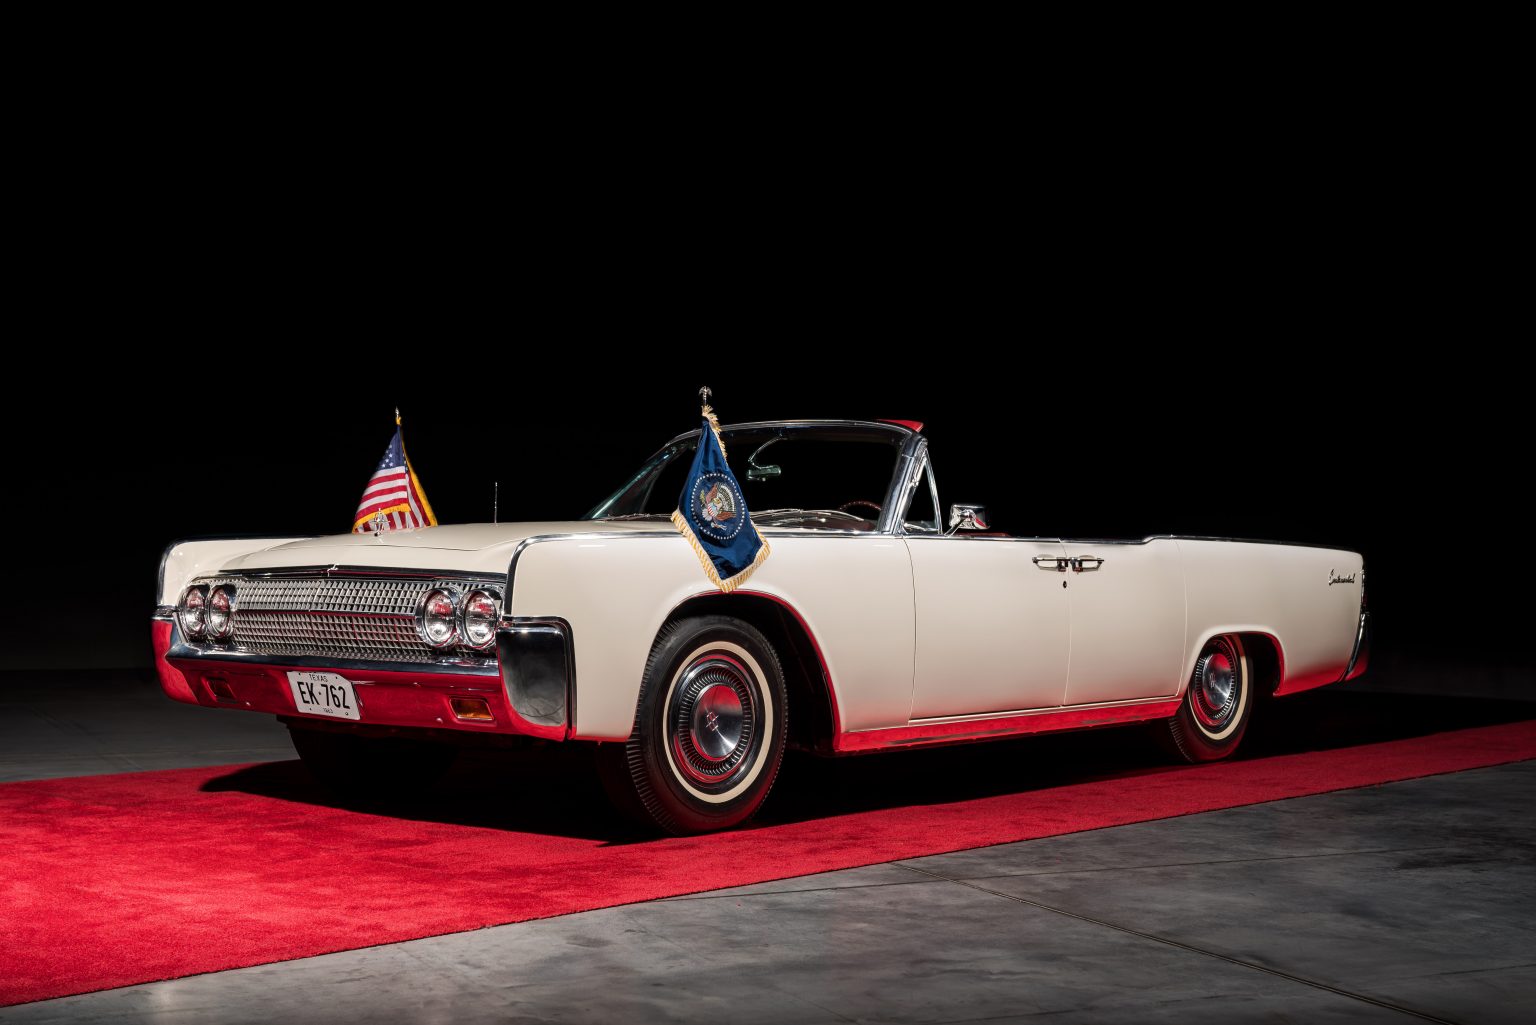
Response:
[493, 481, 499, 524]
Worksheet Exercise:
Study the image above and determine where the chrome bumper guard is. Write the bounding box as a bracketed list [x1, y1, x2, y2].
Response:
[1343, 611, 1370, 681]
[496, 617, 574, 730]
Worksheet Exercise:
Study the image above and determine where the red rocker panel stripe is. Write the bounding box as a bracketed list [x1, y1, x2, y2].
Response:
[834, 699, 1184, 753]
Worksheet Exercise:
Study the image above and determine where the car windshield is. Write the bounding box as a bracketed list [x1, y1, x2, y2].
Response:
[585, 426, 904, 531]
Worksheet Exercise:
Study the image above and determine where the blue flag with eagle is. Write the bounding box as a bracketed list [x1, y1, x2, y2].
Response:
[672, 403, 770, 592]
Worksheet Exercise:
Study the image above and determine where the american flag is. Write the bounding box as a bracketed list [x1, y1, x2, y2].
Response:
[353, 422, 437, 533]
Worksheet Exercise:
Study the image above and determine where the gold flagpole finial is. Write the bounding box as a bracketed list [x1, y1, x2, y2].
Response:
[698, 385, 722, 444]
[395, 407, 401, 427]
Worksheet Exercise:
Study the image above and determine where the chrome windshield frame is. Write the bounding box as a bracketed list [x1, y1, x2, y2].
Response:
[884, 433, 938, 535]
[585, 419, 922, 535]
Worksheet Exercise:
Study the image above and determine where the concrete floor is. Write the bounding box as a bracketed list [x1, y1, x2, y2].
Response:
[2, 671, 1533, 1023]
[0, 669, 293, 783]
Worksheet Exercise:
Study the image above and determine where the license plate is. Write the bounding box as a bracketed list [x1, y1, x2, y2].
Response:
[286, 671, 361, 721]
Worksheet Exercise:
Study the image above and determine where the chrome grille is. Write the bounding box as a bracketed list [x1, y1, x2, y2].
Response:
[197, 574, 502, 664]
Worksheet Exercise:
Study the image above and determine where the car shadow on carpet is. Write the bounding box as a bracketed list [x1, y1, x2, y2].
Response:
[199, 689, 1536, 842]
[199, 745, 644, 842]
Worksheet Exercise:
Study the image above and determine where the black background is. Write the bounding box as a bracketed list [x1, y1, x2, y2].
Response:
[3, 144, 1526, 689]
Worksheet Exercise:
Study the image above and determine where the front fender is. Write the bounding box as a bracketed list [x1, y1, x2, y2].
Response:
[506, 531, 915, 740]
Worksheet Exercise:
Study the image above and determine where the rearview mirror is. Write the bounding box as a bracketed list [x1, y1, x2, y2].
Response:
[948, 504, 990, 532]
[747, 440, 781, 481]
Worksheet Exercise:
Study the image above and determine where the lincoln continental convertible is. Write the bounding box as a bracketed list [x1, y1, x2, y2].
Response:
[154, 419, 1369, 834]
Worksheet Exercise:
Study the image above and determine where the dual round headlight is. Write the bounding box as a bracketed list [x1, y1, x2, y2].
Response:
[179, 584, 235, 641]
[415, 587, 501, 652]
[178, 585, 208, 639]
[460, 590, 499, 650]
[418, 588, 459, 649]
[206, 586, 236, 640]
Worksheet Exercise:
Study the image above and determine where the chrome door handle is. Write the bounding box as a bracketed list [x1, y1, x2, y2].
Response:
[1032, 555, 1069, 571]
[1071, 556, 1105, 572]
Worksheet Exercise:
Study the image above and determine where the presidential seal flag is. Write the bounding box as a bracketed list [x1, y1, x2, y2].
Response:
[672, 395, 769, 592]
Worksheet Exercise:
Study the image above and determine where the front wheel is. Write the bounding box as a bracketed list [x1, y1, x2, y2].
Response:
[599, 615, 788, 835]
[1159, 634, 1251, 763]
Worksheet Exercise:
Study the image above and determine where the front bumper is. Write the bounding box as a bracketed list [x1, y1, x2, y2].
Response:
[152, 614, 572, 740]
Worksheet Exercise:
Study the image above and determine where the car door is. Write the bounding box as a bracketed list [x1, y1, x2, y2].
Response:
[906, 531, 1072, 719]
[1060, 538, 1186, 705]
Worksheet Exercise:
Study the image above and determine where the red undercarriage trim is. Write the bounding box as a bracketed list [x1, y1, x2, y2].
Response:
[879, 419, 924, 432]
[833, 699, 1184, 753]
[161, 652, 561, 739]
[1273, 668, 1342, 698]
[152, 620, 198, 705]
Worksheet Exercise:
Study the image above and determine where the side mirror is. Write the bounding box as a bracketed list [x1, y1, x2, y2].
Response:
[948, 503, 990, 532]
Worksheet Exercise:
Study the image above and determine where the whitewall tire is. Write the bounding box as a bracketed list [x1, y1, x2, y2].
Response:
[1160, 634, 1252, 763]
[600, 615, 788, 835]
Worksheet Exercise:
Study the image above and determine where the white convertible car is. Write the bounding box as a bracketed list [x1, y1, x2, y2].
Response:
[155, 419, 1369, 833]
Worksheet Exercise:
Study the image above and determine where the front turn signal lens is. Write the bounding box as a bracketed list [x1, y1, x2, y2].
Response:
[450, 696, 494, 722]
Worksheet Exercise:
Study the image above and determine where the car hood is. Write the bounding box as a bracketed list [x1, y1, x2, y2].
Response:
[220, 520, 672, 575]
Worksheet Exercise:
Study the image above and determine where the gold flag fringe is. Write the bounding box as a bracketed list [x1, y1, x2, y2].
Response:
[671, 401, 768, 592]
[672, 509, 771, 593]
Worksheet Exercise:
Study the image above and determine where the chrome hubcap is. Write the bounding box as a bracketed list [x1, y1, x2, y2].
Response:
[1191, 642, 1240, 729]
[1202, 652, 1234, 711]
[690, 682, 745, 762]
[670, 653, 758, 787]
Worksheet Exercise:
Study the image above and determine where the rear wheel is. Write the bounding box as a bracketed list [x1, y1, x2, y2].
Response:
[288, 725, 458, 796]
[599, 615, 787, 835]
[1159, 634, 1251, 763]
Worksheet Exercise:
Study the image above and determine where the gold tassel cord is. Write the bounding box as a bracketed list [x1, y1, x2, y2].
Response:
[720, 533, 771, 592]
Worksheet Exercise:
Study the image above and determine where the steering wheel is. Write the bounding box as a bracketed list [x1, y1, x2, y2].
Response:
[837, 500, 883, 519]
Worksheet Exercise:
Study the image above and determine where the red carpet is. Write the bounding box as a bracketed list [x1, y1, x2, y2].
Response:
[3, 719, 1535, 1007]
